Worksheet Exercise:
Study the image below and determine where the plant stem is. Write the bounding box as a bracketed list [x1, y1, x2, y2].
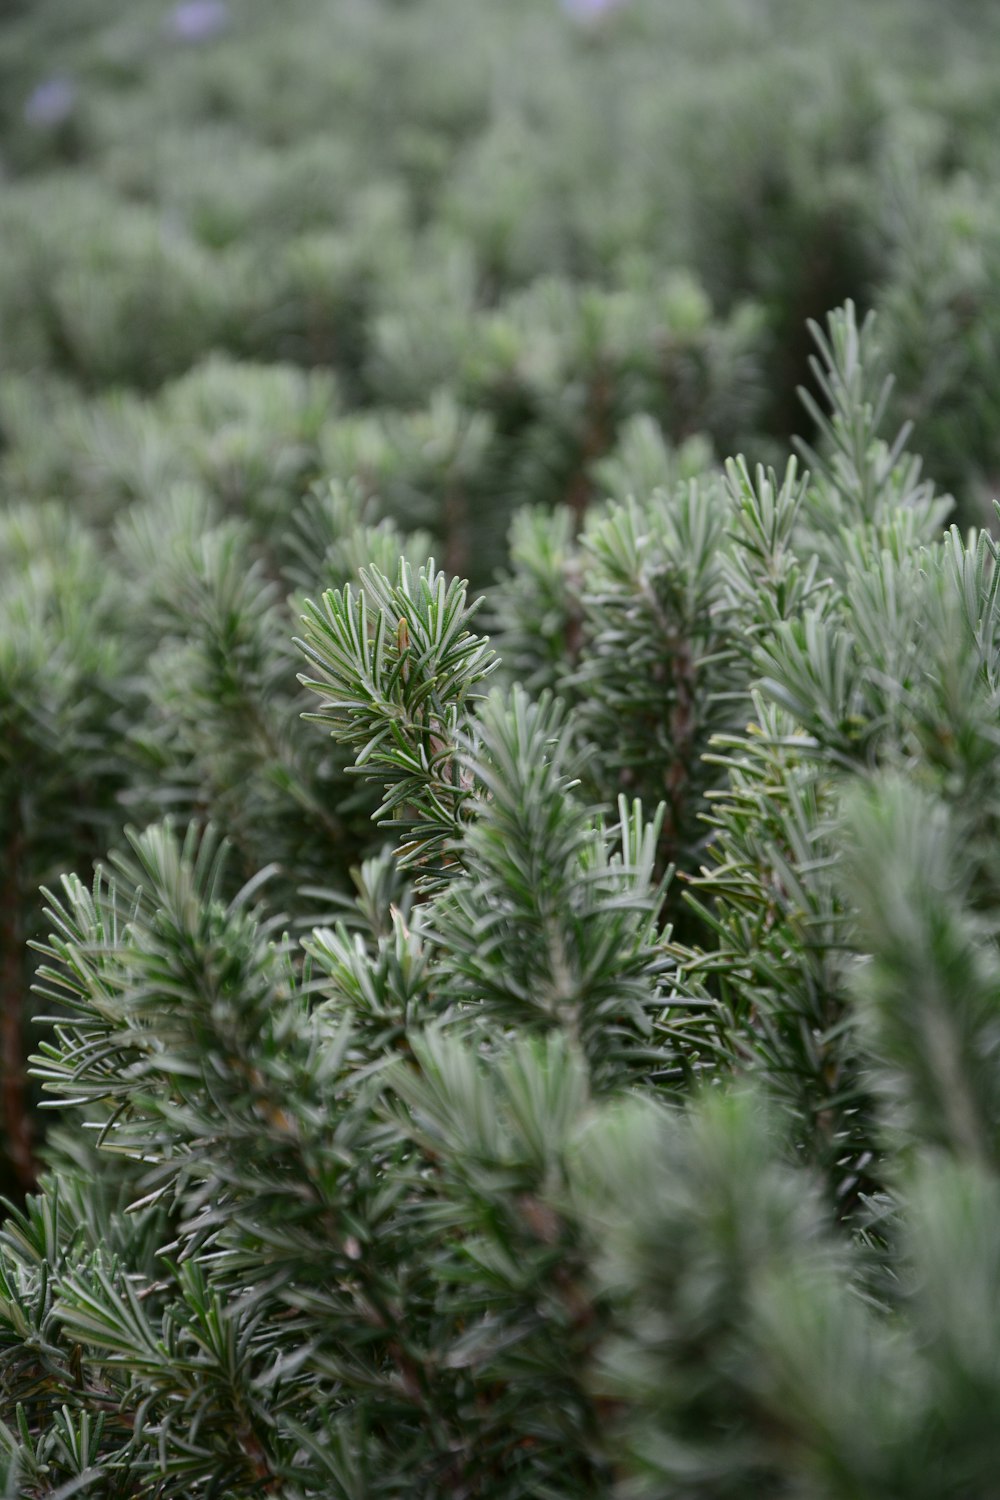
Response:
[1, 820, 36, 1193]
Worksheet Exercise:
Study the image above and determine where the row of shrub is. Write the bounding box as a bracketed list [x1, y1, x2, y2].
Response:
[4, 1, 1000, 1490]
[3, 0, 1000, 507]
[4, 301, 1000, 1495]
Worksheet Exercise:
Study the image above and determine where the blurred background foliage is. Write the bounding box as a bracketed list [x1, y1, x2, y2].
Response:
[2, 0, 1000, 521]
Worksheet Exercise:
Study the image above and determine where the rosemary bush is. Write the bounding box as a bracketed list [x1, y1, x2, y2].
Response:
[3, 0, 1000, 1491]
[2, 298, 1000, 1493]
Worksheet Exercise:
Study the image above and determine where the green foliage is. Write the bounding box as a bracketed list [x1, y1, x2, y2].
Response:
[0, 504, 136, 1197]
[4, 0, 1000, 1488]
[298, 559, 497, 873]
[1, 294, 1000, 1490]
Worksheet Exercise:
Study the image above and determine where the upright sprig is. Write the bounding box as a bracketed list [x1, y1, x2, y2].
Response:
[722, 455, 827, 637]
[842, 777, 1000, 1171]
[428, 687, 701, 1091]
[795, 299, 952, 545]
[297, 559, 498, 876]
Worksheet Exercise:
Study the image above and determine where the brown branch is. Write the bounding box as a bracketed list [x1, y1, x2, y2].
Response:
[443, 481, 469, 581]
[564, 365, 613, 532]
[1, 819, 37, 1193]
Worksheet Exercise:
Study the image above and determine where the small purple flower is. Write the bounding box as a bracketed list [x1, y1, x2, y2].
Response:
[168, 0, 230, 43]
[23, 76, 77, 128]
[560, 0, 628, 21]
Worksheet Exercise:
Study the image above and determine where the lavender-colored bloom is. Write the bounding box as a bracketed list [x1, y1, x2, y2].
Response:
[23, 77, 77, 128]
[168, 0, 230, 42]
[560, 0, 628, 21]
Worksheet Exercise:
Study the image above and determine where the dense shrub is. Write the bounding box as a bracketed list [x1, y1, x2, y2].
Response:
[5, 290, 1000, 1493]
[3, 0, 1000, 1491]
[3, 0, 1000, 499]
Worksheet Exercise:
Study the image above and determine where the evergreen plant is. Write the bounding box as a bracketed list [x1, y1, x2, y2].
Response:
[2, 305, 999, 1495]
[4, 0, 1000, 1489]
